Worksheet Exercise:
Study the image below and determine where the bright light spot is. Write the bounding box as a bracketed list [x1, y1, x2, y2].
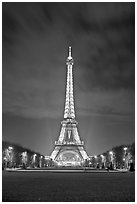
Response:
[22, 151, 27, 156]
[109, 151, 113, 155]
[45, 156, 50, 160]
[123, 147, 128, 151]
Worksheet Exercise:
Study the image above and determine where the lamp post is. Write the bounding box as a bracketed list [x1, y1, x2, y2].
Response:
[109, 151, 114, 170]
[32, 154, 37, 168]
[123, 147, 128, 170]
[8, 146, 13, 168]
[89, 161, 92, 168]
[4, 149, 9, 168]
[39, 156, 43, 168]
[101, 154, 105, 169]
[8, 146, 13, 151]
[21, 151, 27, 169]
[94, 155, 97, 168]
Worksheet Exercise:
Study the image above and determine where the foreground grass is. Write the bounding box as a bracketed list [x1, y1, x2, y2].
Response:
[2, 171, 135, 202]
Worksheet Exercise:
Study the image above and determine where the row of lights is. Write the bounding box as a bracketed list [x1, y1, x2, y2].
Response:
[5, 146, 128, 158]
[4, 146, 129, 168]
[93, 147, 128, 158]
[3, 146, 51, 162]
[90, 147, 129, 169]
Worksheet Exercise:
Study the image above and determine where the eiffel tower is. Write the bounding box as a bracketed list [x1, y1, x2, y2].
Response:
[50, 47, 89, 166]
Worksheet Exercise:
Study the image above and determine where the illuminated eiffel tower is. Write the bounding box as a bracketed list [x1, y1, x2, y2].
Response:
[50, 47, 89, 166]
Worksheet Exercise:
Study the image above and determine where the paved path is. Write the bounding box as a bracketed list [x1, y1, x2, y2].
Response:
[6, 168, 128, 173]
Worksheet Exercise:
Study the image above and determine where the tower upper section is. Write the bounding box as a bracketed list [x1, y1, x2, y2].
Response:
[64, 47, 75, 119]
[66, 46, 74, 65]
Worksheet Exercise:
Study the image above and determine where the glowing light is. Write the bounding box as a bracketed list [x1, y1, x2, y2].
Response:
[45, 156, 50, 160]
[109, 151, 113, 155]
[8, 146, 13, 150]
[22, 151, 27, 156]
[123, 147, 128, 151]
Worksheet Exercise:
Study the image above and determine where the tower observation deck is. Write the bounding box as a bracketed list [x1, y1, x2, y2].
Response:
[50, 47, 89, 166]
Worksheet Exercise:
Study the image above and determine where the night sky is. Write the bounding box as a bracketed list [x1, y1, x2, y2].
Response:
[2, 2, 135, 156]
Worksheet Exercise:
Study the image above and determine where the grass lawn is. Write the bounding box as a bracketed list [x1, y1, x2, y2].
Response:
[2, 171, 135, 202]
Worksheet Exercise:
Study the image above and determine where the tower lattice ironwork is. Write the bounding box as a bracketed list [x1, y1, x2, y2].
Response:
[50, 47, 89, 166]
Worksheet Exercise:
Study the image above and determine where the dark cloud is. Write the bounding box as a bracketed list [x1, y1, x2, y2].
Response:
[2, 2, 134, 115]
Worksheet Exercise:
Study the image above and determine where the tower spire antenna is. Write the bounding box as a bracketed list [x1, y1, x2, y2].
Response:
[69, 46, 72, 57]
[67, 46, 73, 62]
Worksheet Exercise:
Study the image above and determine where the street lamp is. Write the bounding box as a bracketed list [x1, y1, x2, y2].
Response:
[123, 147, 128, 169]
[32, 154, 37, 168]
[39, 156, 43, 168]
[8, 146, 13, 168]
[8, 146, 13, 150]
[101, 154, 105, 168]
[109, 151, 114, 170]
[21, 151, 27, 169]
[93, 155, 97, 168]
[109, 151, 113, 155]
[123, 147, 128, 152]
[100, 154, 103, 160]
